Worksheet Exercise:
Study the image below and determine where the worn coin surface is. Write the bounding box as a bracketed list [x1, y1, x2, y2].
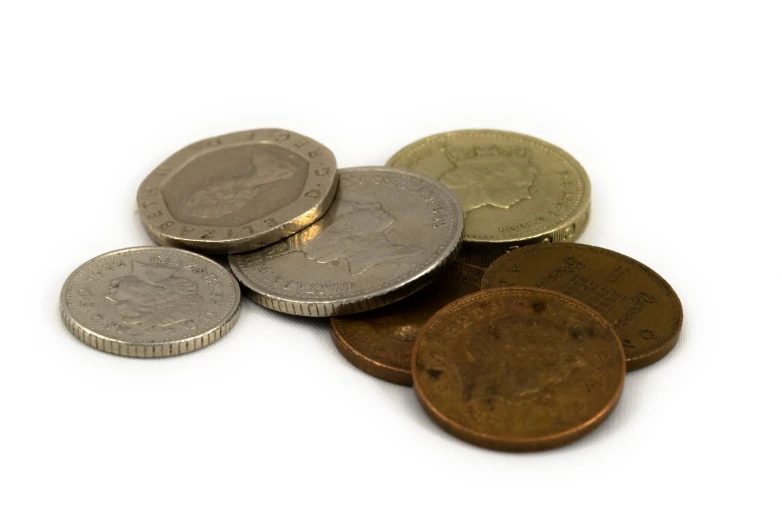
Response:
[482, 243, 683, 370]
[61, 247, 241, 357]
[138, 128, 338, 254]
[228, 167, 463, 317]
[387, 129, 590, 266]
[412, 287, 625, 451]
[330, 263, 483, 385]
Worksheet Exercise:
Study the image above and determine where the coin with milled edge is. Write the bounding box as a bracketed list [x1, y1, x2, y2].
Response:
[482, 243, 683, 370]
[228, 167, 463, 317]
[330, 263, 483, 385]
[61, 247, 241, 357]
[387, 129, 590, 266]
[412, 287, 625, 452]
[138, 128, 338, 254]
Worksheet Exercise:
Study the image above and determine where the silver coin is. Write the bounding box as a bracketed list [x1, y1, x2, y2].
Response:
[61, 247, 241, 357]
[137, 128, 338, 254]
[228, 167, 464, 317]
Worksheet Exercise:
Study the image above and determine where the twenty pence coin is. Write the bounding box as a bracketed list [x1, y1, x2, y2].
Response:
[482, 243, 683, 370]
[387, 129, 590, 266]
[412, 287, 625, 451]
[61, 247, 241, 357]
[228, 167, 464, 317]
[137, 128, 338, 254]
[330, 263, 484, 385]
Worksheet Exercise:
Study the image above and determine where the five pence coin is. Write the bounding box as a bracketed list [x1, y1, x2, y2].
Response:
[228, 167, 464, 317]
[412, 287, 625, 451]
[61, 247, 241, 357]
[137, 128, 338, 254]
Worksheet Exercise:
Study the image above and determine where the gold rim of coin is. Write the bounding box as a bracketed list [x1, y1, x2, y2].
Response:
[412, 287, 625, 451]
[387, 129, 591, 266]
[137, 128, 338, 255]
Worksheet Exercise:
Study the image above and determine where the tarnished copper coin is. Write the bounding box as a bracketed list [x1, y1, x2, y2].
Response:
[412, 287, 625, 451]
[482, 243, 683, 370]
[330, 263, 484, 385]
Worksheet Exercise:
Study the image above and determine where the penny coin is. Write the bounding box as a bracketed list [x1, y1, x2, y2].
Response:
[412, 287, 625, 452]
[137, 128, 338, 254]
[387, 129, 590, 266]
[228, 167, 463, 317]
[482, 243, 683, 370]
[61, 247, 241, 357]
[330, 263, 483, 385]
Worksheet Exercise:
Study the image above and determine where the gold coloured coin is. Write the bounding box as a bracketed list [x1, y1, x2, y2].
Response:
[388, 130, 590, 266]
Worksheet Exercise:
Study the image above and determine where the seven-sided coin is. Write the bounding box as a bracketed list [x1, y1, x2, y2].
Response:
[138, 128, 338, 254]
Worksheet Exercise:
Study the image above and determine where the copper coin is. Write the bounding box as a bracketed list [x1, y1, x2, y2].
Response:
[412, 287, 625, 451]
[330, 263, 484, 385]
[482, 243, 683, 370]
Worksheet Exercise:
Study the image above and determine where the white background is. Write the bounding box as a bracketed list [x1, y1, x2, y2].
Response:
[1, 1, 780, 522]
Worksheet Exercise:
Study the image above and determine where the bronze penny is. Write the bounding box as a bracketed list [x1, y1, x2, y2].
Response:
[412, 287, 625, 451]
[330, 263, 484, 385]
[482, 243, 683, 370]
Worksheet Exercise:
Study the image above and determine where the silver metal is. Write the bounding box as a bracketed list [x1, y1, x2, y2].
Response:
[228, 167, 464, 317]
[137, 128, 339, 254]
[61, 247, 241, 357]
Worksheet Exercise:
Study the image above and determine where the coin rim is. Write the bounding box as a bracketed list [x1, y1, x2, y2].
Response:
[481, 243, 684, 371]
[137, 128, 339, 254]
[228, 166, 464, 317]
[329, 320, 412, 385]
[60, 246, 242, 358]
[386, 128, 591, 245]
[411, 286, 625, 452]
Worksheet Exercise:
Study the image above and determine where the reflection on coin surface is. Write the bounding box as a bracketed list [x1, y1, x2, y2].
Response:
[387, 129, 590, 266]
[412, 287, 625, 451]
[482, 243, 683, 370]
[61, 247, 241, 357]
[330, 263, 483, 385]
[138, 128, 338, 254]
[228, 167, 463, 317]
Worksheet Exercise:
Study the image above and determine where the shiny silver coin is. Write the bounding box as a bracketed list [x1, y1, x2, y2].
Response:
[137, 128, 338, 254]
[228, 167, 464, 317]
[61, 247, 241, 357]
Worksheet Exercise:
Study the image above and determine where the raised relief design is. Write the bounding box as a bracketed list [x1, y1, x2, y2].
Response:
[453, 314, 587, 405]
[442, 146, 539, 212]
[279, 200, 420, 275]
[105, 261, 203, 327]
[180, 146, 300, 219]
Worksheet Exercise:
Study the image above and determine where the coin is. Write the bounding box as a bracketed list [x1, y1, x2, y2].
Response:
[482, 243, 683, 370]
[387, 129, 590, 266]
[228, 167, 463, 317]
[412, 287, 625, 451]
[330, 263, 483, 385]
[137, 128, 338, 254]
[61, 247, 241, 357]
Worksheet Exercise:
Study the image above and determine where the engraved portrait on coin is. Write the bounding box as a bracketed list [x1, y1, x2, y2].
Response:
[229, 167, 463, 317]
[137, 129, 338, 255]
[387, 130, 591, 266]
[61, 247, 241, 358]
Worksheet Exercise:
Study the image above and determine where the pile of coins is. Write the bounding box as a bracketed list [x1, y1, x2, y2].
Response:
[61, 128, 683, 451]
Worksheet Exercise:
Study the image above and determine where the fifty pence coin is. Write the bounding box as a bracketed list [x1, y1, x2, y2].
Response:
[387, 129, 590, 266]
[482, 243, 683, 370]
[412, 287, 625, 452]
[228, 167, 464, 317]
[330, 263, 483, 385]
[61, 247, 241, 357]
[138, 128, 338, 254]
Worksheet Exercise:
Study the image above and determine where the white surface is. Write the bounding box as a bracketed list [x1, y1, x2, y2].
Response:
[1, 1, 780, 522]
